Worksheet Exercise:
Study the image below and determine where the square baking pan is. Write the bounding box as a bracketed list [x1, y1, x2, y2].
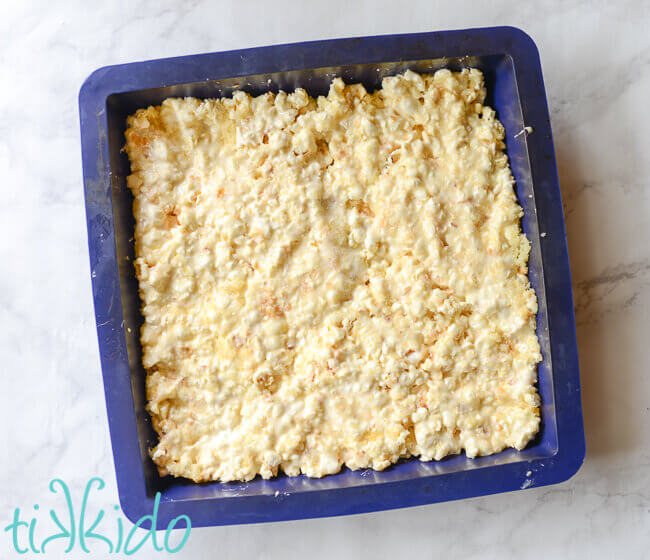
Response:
[79, 26, 584, 527]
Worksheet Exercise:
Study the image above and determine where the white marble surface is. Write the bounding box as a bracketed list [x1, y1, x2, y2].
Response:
[1, 1, 649, 558]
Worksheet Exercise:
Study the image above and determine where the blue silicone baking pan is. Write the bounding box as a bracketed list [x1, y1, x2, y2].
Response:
[79, 26, 584, 527]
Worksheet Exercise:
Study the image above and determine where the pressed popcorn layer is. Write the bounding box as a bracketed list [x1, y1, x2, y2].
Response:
[125, 69, 541, 482]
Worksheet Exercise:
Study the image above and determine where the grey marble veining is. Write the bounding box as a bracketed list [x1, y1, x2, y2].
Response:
[1, 1, 649, 558]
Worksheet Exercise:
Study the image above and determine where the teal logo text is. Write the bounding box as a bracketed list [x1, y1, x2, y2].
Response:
[4, 478, 191, 555]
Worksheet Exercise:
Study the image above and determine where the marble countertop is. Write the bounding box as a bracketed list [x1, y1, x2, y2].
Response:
[1, 1, 648, 558]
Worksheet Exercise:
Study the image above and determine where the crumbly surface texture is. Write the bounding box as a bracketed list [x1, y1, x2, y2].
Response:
[125, 69, 541, 483]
